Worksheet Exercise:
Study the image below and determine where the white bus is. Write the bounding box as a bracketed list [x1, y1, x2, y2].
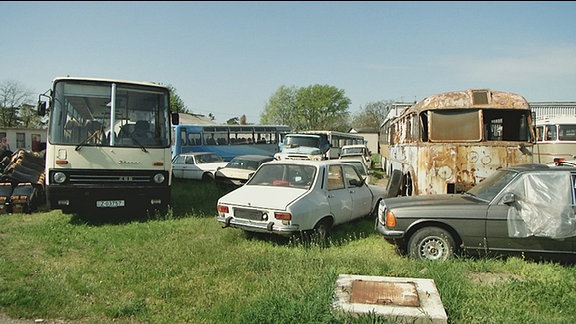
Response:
[534, 116, 576, 164]
[38, 77, 179, 214]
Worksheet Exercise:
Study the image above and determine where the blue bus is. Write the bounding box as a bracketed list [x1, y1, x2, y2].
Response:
[171, 124, 291, 161]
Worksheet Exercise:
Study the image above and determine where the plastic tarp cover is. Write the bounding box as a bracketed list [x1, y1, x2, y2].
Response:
[507, 171, 576, 239]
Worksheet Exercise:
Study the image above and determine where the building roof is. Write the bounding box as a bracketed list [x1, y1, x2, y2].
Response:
[178, 113, 216, 125]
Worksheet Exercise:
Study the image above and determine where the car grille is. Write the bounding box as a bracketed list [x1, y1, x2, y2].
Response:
[234, 207, 267, 221]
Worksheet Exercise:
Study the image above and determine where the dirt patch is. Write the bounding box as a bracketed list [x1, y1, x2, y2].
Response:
[466, 271, 524, 285]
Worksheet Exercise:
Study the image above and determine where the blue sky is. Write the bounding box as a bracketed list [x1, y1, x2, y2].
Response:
[1, 1, 575, 124]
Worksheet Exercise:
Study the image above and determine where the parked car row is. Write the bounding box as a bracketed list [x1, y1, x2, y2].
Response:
[174, 151, 576, 263]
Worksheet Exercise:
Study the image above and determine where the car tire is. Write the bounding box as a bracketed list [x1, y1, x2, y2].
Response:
[407, 227, 455, 261]
[311, 219, 332, 242]
[202, 173, 214, 182]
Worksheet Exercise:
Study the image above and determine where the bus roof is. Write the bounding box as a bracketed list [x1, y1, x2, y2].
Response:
[409, 89, 530, 112]
[52, 76, 169, 90]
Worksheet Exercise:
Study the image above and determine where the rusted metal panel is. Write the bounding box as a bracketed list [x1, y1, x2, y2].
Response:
[408, 89, 530, 112]
[350, 280, 420, 307]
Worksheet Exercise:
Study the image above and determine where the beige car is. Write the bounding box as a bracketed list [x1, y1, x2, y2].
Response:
[339, 144, 371, 167]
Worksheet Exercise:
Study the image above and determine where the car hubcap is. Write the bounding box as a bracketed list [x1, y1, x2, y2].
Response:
[420, 237, 445, 260]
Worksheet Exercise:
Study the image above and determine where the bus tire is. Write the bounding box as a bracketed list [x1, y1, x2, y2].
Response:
[386, 169, 402, 198]
[407, 227, 455, 261]
[401, 173, 413, 196]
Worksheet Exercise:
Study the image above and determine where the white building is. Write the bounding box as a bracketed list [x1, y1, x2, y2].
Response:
[0, 128, 47, 152]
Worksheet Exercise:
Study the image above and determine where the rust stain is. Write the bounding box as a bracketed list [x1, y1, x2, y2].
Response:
[350, 280, 420, 307]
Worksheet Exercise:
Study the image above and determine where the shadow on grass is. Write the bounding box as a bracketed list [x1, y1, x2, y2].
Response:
[67, 179, 224, 226]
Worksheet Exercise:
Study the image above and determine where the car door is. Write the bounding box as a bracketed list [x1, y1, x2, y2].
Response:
[342, 163, 372, 219]
[172, 155, 186, 178]
[183, 155, 202, 180]
[326, 165, 353, 224]
[485, 171, 575, 254]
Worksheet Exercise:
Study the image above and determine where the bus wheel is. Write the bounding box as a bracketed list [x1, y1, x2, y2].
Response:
[402, 173, 413, 196]
[386, 169, 402, 198]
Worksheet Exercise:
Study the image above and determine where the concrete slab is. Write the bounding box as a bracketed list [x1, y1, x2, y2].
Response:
[333, 274, 448, 323]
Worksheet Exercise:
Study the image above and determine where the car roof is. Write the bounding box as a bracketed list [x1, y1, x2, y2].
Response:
[341, 144, 367, 148]
[176, 152, 218, 156]
[503, 163, 576, 172]
[262, 159, 356, 167]
[231, 155, 274, 161]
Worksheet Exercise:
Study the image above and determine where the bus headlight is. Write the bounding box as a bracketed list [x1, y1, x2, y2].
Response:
[153, 173, 166, 184]
[53, 172, 67, 184]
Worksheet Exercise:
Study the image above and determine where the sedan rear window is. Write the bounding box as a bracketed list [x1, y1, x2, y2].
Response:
[247, 164, 316, 189]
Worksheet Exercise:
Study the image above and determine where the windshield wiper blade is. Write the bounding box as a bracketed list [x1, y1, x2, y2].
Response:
[75, 131, 99, 151]
[131, 136, 148, 153]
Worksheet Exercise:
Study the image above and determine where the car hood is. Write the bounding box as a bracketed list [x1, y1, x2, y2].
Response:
[199, 162, 228, 171]
[215, 168, 252, 179]
[282, 147, 322, 155]
[383, 194, 480, 210]
[219, 185, 308, 210]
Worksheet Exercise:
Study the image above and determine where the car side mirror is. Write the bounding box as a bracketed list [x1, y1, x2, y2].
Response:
[501, 192, 516, 205]
[349, 178, 365, 187]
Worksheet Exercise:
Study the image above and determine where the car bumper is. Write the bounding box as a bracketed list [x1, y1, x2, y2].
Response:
[217, 215, 300, 237]
[374, 218, 405, 238]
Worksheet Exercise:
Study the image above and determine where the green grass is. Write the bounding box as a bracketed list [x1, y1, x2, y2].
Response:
[0, 180, 575, 323]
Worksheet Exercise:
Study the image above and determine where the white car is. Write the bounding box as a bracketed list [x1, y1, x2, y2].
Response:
[171, 152, 227, 181]
[216, 160, 388, 238]
[214, 154, 275, 192]
[339, 144, 372, 166]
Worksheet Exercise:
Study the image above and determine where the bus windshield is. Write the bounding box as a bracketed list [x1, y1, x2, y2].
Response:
[48, 79, 171, 148]
[285, 135, 320, 148]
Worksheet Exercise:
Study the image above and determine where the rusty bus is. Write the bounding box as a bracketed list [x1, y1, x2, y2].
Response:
[534, 115, 576, 164]
[380, 89, 534, 196]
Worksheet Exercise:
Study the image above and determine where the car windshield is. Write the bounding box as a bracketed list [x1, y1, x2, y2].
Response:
[226, 158, 260, 170]
[197, 153, 223, 163]
[247, 164, 316, 189]
[466, 169, 520, 202]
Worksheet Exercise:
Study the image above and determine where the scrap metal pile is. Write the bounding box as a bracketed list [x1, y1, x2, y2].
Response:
[0, 149, 45, 213]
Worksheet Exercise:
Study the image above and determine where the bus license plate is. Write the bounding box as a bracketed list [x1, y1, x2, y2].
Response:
[96, 200, 125, 208]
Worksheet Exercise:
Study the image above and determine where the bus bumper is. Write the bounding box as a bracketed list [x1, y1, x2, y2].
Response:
[46, 185, 170, 214]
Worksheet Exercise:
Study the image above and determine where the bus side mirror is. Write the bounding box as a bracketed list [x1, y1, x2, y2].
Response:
[37, 101, 46, 117]
[171, 112, 179, 125]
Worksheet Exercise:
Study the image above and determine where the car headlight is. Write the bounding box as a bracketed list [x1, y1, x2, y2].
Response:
[153, 173, 166, 184]
[53, 172, 67, 184]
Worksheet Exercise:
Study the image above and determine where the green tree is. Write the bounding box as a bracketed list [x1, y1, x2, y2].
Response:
[351, 100, 393, 130]
[261, 84, 351, 131]
[260, 85, 298, 126]
[19, 103, 47, 128]
[167, 84, 189, 113]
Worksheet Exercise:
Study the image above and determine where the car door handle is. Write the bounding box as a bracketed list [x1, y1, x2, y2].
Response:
[328, 194, 335, 198]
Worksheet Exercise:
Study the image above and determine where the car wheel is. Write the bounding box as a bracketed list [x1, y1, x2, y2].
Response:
[202, 173, 214, 182]
[407, 227, 455, 261]
[367, 199, 381, 219]
[311, 219, 332, 242]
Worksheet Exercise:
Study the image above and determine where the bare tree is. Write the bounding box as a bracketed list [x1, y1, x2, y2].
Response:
[0, 80, 33, 127]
